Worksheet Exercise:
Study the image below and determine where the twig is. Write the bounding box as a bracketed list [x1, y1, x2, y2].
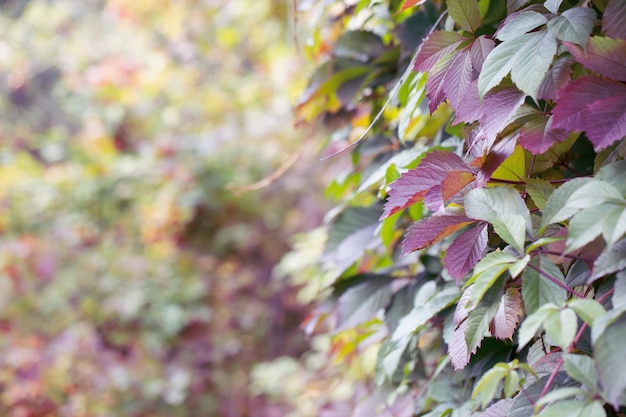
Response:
[526, 262, 585, 299]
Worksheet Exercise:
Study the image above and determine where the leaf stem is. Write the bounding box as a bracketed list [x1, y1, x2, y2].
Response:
[537, 288, 615, 401]
[526, 263, 585, 298]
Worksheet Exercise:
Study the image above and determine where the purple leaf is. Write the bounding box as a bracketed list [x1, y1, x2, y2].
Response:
[444, 222, 488, 282]
[414, 31, 466, 72]
[454, 80, 482, 124]
[443, 49, 475, 114]
[449, 286, 472, 369]
[469, 87, 526, 157]
[470, 36, 496, 74]
[537, 54, 573, 101]
[478, 399, 514, 417]
[603, 0, 626, 40]
[402, 215, 476, 255]
[565, 37, 626, 82]
[382, 150, 474, 219]
[518, 113, 569, 154]
[490, 287, 522, 340]
[475, 132, 519, 187]
[425, 51, 459, 113]
[552, 76, 626, 151]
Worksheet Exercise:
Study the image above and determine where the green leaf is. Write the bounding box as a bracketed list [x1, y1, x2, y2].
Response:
[510, 31, 557, 99]
[496, 11, 547, 41]
[566, 204, 621, 253]
[504, 370, 520, 398]
[464, 187, 532, 253]
[590, 239, 626, 282]
[526, 178, 554, 212]
[543, 307, 577, 351]
[517, 304, 556, 350]
[447, 0, 481, 33]
[596, 160, 626, 195]
[567, 181, 624, 210]
[473, 366, 509, 408]
[534, 387, 588, 408]
[592, 310, 626, 407]
[547, 7, 596, 47]
[541, 178, 594, 228]
[568, 299, 606, 326]
[522, 256, 567, 314]
[479, 31, 557, 98]
[538, 400, 601, 417]
[467, 250, 518, 306]
[602, 205, 626, 248]
[564, 354, 598, 390]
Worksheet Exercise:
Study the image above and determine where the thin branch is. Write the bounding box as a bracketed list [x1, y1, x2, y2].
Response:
[526, 262, 585, 299]
[320, 11, 448, 161]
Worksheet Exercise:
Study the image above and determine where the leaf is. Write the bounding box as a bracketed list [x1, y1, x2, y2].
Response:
[526, 178, 554, 211]
[518, 113, 569, 155]
[565, 37, 626, 82]
[541, 178, 594, 227]
[539, 400, 601, 417]
[490, 287, 522, 340]
[537, 54, 573, 101]
[447, 0, 481, 33]
[334, 31, 386, 62]
[479, 31, 557, 98]
[591, 238, 626, 281]
[567, 180, 624, 210]
[534, 387, 588, 408]
[414, 31, 466, 72]
[336, 277, 393, 331]
[473, 366, 509, 408]
[543, 307, 577, 351]
[470, 35, 496, 73]
[564, 353, 598, 390]
[475, 133, 519, 186]
[382, 150, 473, 218]
[522, 256, 567, 314]
[495, 11, 548, 41]
[470, 87, 526, 157]
[593, 310, 626, 408]
[510, 31, 558, 99]
[399, 0, 427, 12]
[517, 304, 555, 350]
[568, 299, 606, 326]
[547, 7, 596, 47]
[467, 250, 518, 306]
[464, 187, 531, 253]
[443, 222, 488, 281]
[566, 204, 623, 253]
[478, 399, 513, 417]
[449, 286, 473, 369]
[603, 0, 626, 39]
[402, 215, 476, 255]
[491, 144, 526, 181]
[441, 49, 475, 114]
[552, 76, 626, 151]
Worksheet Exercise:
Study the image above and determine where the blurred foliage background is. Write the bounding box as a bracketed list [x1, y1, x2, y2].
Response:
[0, 0, 365, 416]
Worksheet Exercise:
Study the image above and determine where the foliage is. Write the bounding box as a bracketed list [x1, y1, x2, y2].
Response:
[297, 0, 626, 415]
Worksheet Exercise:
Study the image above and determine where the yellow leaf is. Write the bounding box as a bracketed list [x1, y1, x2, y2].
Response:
[492, 145, 526, 182]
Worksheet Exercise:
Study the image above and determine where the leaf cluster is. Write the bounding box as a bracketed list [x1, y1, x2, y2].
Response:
[299, 0, 626, 415]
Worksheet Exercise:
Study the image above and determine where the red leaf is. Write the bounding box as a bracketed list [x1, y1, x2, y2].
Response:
[399, 0, 427, 12]
[443, 222, 488, 282]
[490, 287, 522, 340]
[414, 31, 466, 72]
[402, 215, 476, 255]
[603, 0, 626, 40]
[382, 150, 474, 218]
[518, 114, 569, 154]
[565, 37, 626, 82]
[552, 76, 626, 151]
[454, 80, 482, 124]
